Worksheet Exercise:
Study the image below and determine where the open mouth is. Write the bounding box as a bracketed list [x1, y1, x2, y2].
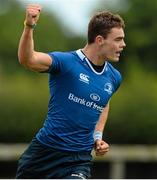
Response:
[116, 50, 123, 57]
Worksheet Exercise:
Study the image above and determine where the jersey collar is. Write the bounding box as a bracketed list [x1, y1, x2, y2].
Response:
[76, 49, 107, 75]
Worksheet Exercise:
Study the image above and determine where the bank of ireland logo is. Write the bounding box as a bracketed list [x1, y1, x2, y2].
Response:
[90, 93, 100, 101]
[79, 73, 89, 84]
[104, 83, 113, 95]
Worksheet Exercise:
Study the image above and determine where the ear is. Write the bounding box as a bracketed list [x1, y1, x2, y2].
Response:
[95, 35, 105, 46]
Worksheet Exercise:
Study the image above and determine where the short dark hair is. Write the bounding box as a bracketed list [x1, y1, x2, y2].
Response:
[88, 11, 125, 44]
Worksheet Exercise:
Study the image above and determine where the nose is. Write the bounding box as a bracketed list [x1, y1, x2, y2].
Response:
[122, 40, 126, 48]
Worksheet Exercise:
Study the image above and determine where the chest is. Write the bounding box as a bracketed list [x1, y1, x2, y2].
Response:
[57, 62, 116, 108]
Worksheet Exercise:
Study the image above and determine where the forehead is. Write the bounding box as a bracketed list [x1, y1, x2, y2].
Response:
[107, 27, 125, 39]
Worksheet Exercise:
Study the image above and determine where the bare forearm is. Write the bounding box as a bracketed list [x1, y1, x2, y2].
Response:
[18, 4, 52, 72]
[94, 103, 110, 156]
[18, 4, 41, 66]
[95, 103, 109, 132]
[18, 27, 35, 65]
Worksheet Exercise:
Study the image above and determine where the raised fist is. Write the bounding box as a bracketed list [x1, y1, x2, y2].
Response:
[25, 4, 42, 25]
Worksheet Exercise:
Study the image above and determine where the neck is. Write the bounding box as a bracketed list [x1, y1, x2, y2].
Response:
[82, 44, 105, 66]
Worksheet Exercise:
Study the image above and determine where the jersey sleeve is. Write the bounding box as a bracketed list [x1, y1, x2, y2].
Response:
[44, 51, 73, 75]
[106, 62, 122, 93]
[46, 52, 62, 74]
[114, 70, 122, 92]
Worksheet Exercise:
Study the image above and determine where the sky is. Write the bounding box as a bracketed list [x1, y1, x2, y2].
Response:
[17, 0, 124, 36]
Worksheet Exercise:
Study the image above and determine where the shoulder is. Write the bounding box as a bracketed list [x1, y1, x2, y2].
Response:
[48, 51, 77, 60]
[107, 62, 122, 80]
[106, 62, 122, 91]
[47, 51, 77, 74]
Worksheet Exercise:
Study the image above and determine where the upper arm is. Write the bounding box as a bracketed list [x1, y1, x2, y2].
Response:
[25, 51, 73, 74]
[23, 51, 52, 72]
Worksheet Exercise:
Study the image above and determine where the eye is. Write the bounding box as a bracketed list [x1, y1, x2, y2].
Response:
[115, 37, 123, 41]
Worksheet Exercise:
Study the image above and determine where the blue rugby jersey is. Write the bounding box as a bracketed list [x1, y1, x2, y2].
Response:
[36, 49, 122, 152]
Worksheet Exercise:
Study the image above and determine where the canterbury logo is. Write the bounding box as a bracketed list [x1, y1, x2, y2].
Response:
[79, 73, 89, 84]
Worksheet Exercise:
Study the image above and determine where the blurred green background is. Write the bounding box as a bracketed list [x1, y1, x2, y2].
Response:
[1, 0, 157, 178]
[0, 0, 157, 144]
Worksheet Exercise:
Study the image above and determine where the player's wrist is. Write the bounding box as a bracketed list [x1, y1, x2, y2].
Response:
[94, 131, 102, 141]
[24, 20, 37, 29]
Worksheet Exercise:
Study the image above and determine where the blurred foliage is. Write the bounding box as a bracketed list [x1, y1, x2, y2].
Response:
[122, 0, 157, 72]
[0, 0, 85, 74]
[0, 73, 48, 142]
[105, 63, 157, 144]
[0, 0, 157, 143]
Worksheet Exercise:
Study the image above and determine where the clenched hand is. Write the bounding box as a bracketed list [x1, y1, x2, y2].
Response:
[25, 4, 42, 25]
[94, 139, 109, 156]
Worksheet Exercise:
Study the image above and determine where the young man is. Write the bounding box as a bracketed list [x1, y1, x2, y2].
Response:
[16, 4, 126, 179]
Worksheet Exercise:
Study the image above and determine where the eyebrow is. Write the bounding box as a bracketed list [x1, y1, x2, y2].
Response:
[115, 36, 125, 40]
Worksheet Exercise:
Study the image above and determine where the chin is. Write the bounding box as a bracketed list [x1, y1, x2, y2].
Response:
[114, 58, 120, 62]
[108, 57, 119, 62]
